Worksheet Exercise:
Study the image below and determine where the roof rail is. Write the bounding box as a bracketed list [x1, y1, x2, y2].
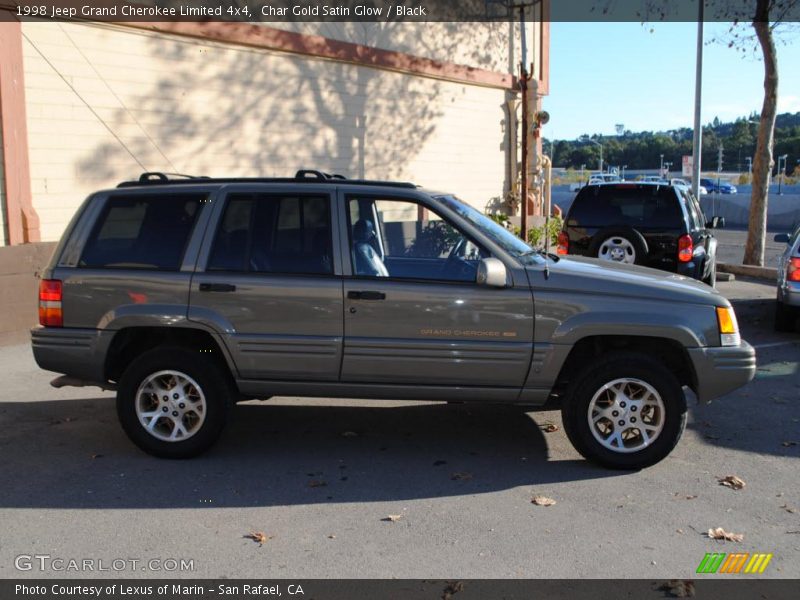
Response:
[117, 171, 417, 189]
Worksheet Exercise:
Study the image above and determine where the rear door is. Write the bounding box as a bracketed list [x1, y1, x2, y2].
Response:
[189, 185, 344, 381]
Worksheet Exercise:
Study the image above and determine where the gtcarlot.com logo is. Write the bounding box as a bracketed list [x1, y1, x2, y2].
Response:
[696, 552, 773, 574]
[15, 554, 195, 572]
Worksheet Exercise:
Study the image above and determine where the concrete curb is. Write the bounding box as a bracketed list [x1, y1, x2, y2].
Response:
[718, 262, 778, 282]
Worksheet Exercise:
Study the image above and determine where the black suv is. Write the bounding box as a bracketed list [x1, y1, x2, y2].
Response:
[557, 182, 723, 285]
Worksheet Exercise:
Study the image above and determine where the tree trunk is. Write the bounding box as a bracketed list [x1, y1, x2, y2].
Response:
[743, 5, 778, 266]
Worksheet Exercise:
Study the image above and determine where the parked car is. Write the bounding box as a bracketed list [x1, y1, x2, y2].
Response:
[774, 225, 800, 331]
[671, 177, 708, 196]
[641, 175, 668, 184]
[32, 170, 754, 469]
[570, 173, 621, 192]
[557, 182, 723, 285]
[700, 178, 737, 194]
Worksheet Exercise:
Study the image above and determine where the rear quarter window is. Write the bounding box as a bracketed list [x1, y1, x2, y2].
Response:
[79, 194, 204, 270]
[568, 186, 683, 230]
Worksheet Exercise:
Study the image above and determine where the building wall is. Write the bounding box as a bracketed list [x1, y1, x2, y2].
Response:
[20, 21, 514, 243]
[0, 115, 7, 246]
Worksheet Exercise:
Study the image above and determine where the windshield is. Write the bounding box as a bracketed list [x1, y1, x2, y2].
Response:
[437, 195, 542, 265]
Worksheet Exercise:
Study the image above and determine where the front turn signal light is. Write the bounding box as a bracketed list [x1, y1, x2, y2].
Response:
[716, 306, 740, 346]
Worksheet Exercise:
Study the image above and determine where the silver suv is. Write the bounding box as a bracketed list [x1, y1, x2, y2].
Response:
[32, 171, 756, 469]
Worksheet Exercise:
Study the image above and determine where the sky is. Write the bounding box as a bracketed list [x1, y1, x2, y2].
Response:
[546, 22, 800, 140]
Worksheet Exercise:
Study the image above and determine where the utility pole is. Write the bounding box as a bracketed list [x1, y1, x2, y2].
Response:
[691, 1, 704, 197]
[778, 154, 788, 195]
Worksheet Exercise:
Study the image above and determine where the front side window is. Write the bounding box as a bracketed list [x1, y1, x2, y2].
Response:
[346, 197, 487, 283]
[208, 193, 332, 275]
[80, 194, 203, 270]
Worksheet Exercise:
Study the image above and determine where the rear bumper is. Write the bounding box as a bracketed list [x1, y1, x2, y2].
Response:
[687, 341, 756, 403]
[31, 327, 112, 383]
[778, 281, 800, 307]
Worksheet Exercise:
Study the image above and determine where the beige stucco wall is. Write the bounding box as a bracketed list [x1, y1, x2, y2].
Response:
[21, 21, 512, 242]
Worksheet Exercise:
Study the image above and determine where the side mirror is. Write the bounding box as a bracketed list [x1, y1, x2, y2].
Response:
[476, 258, 508, 288]
[774, 233, 791, 244]
[707, 216, 725, 229]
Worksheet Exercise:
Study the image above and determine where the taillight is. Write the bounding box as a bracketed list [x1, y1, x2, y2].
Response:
[788, 257, 800, 282]
[557, 231, 569, 255]
[38, 279, 63, 327]
[677, 234, 693, 263]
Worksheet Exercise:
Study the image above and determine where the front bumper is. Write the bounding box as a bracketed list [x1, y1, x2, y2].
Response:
[687, 340, 756, 403]
[31, 327, 113, 383]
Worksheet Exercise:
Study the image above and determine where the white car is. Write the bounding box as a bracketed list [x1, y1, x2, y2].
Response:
[671, 178, 708, 195]
[570, 173, 621, 191]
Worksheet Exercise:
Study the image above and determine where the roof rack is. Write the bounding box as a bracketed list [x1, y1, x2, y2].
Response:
[117, 170, 417, 189]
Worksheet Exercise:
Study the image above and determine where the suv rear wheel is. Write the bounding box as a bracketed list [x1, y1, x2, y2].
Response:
[117, 346, 232, 458]
[588, 228, 648, 265]
[561, 353, 687, 469]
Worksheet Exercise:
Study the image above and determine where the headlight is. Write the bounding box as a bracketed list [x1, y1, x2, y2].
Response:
[716, 306, 740, 346]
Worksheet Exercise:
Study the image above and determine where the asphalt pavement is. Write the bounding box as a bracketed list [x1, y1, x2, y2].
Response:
[0, 277, 798, 579]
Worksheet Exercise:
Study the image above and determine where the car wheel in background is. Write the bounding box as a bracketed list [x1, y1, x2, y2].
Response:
[588, 227, 648, 265]
[117, 346, 233, 458]
[561, 352, 687, 470]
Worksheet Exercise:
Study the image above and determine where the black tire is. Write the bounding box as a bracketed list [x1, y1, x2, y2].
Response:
[775, 301, 797, 332]
[561, 352, 687, 470]
[587, 227, 648, 266]
[116, 346, 233, 458]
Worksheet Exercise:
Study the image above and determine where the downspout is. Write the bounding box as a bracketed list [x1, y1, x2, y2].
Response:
[0, 19, 40, 245]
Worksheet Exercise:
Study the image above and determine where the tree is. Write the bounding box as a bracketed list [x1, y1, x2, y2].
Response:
[743, 0, 782, 265]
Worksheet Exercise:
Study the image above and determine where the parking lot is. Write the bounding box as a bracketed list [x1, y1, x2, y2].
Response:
[0, 276, 797, 579]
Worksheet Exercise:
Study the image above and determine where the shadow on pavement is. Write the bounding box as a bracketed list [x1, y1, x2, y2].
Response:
[0, 400, 621, 509]
[687, 294, 800, 459]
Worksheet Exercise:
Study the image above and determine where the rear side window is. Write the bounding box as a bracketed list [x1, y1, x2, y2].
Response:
[569, 186, 682, 229]
[80, 194, 204, 270]
[207, 193, 332, 275]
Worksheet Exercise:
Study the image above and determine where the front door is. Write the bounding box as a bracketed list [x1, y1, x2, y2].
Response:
[189, 186, 343, 381]
[340, 194, 533, 388]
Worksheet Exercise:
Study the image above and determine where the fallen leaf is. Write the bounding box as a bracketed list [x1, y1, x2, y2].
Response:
[327, 534, 336, 539]
[451, 472, 473, 481]
[676, 529, 684, 534]
[90, 454, 103, 459]
[706, 527, 744, 542]
[244, 532, 272, 546]
[442, 581, 464, 600]
[781, 441, 797, 447]
[780, 504, 797, 514]
[657, 580, 696, 598]
[341, 431, 358, 437]
[718, 475, 746, 490]
[540, 423, 559, 433]
[531, 495, 557, 507]
[308, 480, 327, 488]
[382, 514, 403, 522]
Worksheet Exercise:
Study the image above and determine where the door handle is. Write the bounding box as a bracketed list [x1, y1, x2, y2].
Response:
[347, 290, 386, 300]
[199, 283, 236, 292]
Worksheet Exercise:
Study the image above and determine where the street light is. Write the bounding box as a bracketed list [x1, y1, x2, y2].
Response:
[621, 164, 628, 180]
[660, 154, 664, 174]
[582, 136, 603, 172]
[580, 163, 586, 180]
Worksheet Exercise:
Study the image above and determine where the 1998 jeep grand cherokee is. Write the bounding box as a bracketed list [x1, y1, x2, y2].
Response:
[32, 171, 756, 469]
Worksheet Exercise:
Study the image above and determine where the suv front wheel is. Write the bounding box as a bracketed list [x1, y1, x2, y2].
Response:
[561, 353, 687, 469]
[117, 346, 233, 458]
